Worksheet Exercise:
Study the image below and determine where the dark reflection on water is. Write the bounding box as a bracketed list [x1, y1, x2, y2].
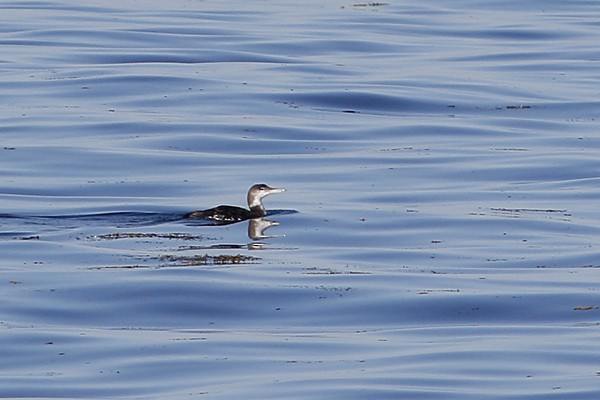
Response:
[182, 209, 297, 240]
[0, 209, 297, 239]
[0, 211, 182, 228]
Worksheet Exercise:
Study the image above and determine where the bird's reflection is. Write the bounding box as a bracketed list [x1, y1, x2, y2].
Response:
[248, 217, 280, 240]
[182, 214, 284, 247]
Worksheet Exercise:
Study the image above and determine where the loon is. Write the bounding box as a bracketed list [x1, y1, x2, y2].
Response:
[184, 184, 285, 223]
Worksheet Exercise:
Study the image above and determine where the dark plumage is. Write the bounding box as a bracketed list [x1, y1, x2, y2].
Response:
[184, 184, 285, 223]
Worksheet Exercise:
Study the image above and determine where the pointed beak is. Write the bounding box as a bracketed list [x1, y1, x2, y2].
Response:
[269, 187, 285, 194]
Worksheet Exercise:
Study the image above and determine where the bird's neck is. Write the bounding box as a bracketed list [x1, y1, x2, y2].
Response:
[249, 203, 266, 216]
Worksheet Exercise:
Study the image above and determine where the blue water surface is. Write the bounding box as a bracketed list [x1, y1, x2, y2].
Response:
[1, 0, 600, 398]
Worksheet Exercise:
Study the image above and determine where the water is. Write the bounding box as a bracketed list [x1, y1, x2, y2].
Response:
[1, 0, 600, 398]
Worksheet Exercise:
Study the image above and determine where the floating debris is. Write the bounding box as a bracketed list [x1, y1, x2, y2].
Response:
[573, 305, 597, 311]
[303, 266, 370, 275]
[352, 2, 390, 7]
[496, 104, 532, 110]
[490, 208, 571, 220]
[90, 232, 209, 241]
[16, 235, 40, 240]
[91, 253, 261, 270]
[490, 148, 529, 152]
[491, 208, 567, 214]
[417, 289, 460, 295]
[159, 253, 260, 267]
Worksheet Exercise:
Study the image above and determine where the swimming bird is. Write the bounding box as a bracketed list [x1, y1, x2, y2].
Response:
[184, 184, 285, 223]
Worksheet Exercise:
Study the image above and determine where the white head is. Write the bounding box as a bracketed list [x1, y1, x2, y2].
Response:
[247, 183, 285, 209]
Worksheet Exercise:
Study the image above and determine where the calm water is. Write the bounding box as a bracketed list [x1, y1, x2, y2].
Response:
[2, 0, 600, 398]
